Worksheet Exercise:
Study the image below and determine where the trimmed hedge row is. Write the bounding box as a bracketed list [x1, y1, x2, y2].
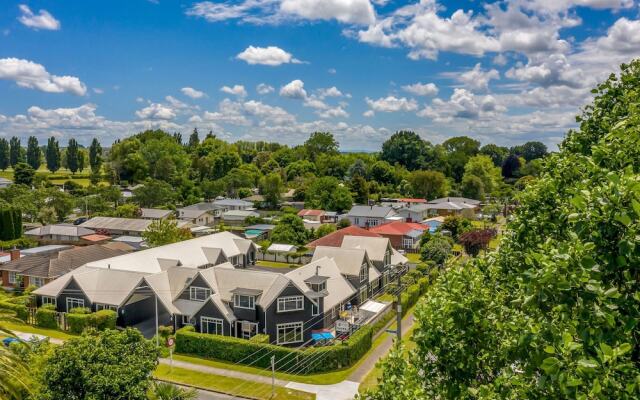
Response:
[0, 299, 29, 322]
[68, 309, 117, 334]
[35, 304, 58, 329]
[176, 324, 374, 373]
[175, 275, 433, 373]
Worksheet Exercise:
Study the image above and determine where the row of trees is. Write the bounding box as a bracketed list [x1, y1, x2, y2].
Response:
[0, 136, 103, 174]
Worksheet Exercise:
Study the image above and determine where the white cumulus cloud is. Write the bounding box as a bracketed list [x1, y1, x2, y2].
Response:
[0, 58, 86, 95]
[181, 87, 206, 99]
[365, 96, 417, 112]
[17, 4, 60, 30]
[280, 79, 307, 99]
[136, 103, 177, 120]
[256, 83, 275, 94]
[236, 46, 301, 66]
[402, 82, 438, 96]
[221, 84, 248, 98]
[280, 0, 376, 25]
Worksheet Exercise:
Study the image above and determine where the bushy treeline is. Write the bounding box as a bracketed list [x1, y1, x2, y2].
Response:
[362, 61, 640, 399]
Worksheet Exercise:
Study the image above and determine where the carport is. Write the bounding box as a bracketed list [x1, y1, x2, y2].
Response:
[119, 281, 172, 339]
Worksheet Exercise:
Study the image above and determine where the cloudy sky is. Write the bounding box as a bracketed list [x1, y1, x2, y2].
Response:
[1, 1, 639, 151]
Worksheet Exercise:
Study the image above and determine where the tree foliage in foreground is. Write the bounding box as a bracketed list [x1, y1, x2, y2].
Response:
[142, 218, 192, 247]
[37, 329, 158, 400]
[364, 60, 640, 399]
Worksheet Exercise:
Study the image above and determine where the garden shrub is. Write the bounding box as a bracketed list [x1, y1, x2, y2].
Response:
[250, 334, 270, 343]
[36, 305, 58, 329]
[67, 312, 93, 334]
[0, 299, 29, 322]
[93, 310, 117, 330]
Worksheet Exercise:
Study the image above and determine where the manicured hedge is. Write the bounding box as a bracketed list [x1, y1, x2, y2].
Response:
[0, 299, 28, 322]
[67, 309, 117, 334]
[250, 334, 270, 343]
[36, 304, 58, 329]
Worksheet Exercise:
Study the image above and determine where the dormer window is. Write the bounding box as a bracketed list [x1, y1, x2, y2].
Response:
[190, 287, 211, 302]
[310, 282, 326, 292]
[234, 294, 255, 309]
[360, 263, 368, 283]
[384, 249, 391, 266]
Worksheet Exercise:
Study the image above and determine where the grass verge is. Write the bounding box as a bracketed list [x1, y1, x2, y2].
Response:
[2, 321, 76, 340]
[154, 365, 315, 400]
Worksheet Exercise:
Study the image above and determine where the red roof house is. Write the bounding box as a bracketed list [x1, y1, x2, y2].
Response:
[369, 221, 427, 250]
[297, 209, 326, 222]
[306, 225, 381, 248]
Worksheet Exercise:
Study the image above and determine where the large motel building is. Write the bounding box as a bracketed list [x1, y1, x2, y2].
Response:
[33, 232, 406, 345]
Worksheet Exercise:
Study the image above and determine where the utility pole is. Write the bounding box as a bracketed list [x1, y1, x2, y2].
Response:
[396, 269, 402, 345]
[270, 355, 275, 399]
[155, 293, 159, 348]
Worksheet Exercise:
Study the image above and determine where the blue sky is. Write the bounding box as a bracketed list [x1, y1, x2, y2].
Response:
[1, 1, 639, 151]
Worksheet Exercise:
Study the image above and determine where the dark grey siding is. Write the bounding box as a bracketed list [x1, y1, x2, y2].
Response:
[262, 284, 319, 345]
[177, 275, 211, 301]
[54, 278, 91, 312]
[192, 299, 232, 336]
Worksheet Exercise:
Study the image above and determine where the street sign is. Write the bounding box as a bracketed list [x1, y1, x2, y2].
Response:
[335, 320, 350, 334]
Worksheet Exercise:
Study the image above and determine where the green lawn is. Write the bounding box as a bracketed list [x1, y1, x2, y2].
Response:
[255, 260, 300, 269]
[358, 307, 420, 393]
[1, 166, 107, 187]
[154, 365, 315, 400]
[406, 253, 421, 263]
[2, 320, 76, 341]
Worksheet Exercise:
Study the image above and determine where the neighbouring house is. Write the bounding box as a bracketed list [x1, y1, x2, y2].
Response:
[24, 224, 98, 245]
[0, 177, 12, 188]
[425, 197, 481, 217]
[177, 208, 216, 226]
[213, 198, 255, 212]
[0, 244, 131, 289]
[297, 209, 325, 222]
[369, 221, 428, 251]
[111, 235, 148, 250]
[421, 216, 445, 233]
[32, 232, 365, 345]
[311, 246, 380, 304]
[79, 216, 191, 237]
[266, 243, 298, 255]
[177, 203, 225, 221]
[345, 205, 399, 228]
[140, 208, 174, 220]
[222, 210, 260, 225]
[243, 224, 276, 241]
[396, 203, 432, 223]
[340, 236, 407, 290]
[306, 225, 382, 249]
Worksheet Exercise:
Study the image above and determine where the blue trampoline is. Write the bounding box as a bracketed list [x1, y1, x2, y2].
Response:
[311, 332, 335, 342]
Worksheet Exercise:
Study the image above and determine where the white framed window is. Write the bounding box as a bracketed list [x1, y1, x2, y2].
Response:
[96, 304, 117, 312]
[42, 296, 56, 306]
[32, 277, 45, 287]
[8, 272, 17, 285]
[366, 218, 379, 227]
[182, 315, 193, 325]
[311, 302, 320, 316]
[234, 295, 255, 309]
[277, 296, 304, 312]
[402, 238, 414, 248]
[190, 286, 211, 302]
[276, 322, 303, 345]
[66, 297, 84, 312]
[353, 217, 360, 225]
[201, 317, 223, 335]
[384, 250, 391, 266]
[359, 263, 368, 283]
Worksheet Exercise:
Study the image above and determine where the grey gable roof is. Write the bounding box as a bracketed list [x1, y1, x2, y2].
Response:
[346, 205, 396, 218]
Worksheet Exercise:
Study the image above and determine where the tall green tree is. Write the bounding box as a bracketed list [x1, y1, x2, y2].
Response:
[0, 138, 10, 171]
[365, 58, 640, 400]
[13, 162, 35, 187]
[304, 132, 338, 160]
[37, 329, 158, 400]
[188, 128, 199, 150]
[142, 219, 192, 247]
[133, 179, 176, 208]
[259, 172, 284, 208]
[380, 131, 429, 171]
[66, 138, 80, 174]
[442, 136, 480, 181]
[26, 136, 42, 170]
[89, 138, 102, 173]
[46, 136, 61, 173]
[511, 140, 548, 161]
[462, 155, 501, 195]
[270, 214, 309, 245]
[479, 143, 509, 167]
[408, 170, 448, 200]
[305, 176, 353, 212]
[9, 136, 23, 167]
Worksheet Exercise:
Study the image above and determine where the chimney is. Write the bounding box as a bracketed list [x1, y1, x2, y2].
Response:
[315, 265, 320, 276]
[9, 247, 20, 261]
